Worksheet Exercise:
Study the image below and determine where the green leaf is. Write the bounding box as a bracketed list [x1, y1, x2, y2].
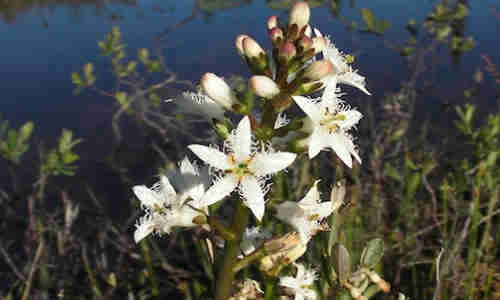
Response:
[71, 72, 83, 86]
[486, 151, 499, 168]
[360, 238, 385, 268]
[453, 3, 469, 20]
[19, 122, 34, 143]
[406, 172, 421, 200]
[436, 26, 451, 41]
[384, 163, 402, 183]
[360, 8, 377, 31]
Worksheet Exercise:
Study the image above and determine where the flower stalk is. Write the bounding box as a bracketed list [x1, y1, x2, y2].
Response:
[215, 201, 249, 300]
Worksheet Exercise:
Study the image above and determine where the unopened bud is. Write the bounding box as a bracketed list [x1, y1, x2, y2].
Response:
[279, 42, 297, 62]
[303, 60, 334, 80]
[201, 73, 238, 110]
[269, 27, 284, 43]
[249, 76, 281, 99]
[312, 37, 326, 54]
[235, 34, 249, 56]
[289, 1, 310, 30]
[298, 36, 313, 52]
[267, 15, 279, 30]
[243, 37, 265, 58]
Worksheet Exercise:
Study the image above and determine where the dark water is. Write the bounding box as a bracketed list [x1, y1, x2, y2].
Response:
[1, 0, 499, 211]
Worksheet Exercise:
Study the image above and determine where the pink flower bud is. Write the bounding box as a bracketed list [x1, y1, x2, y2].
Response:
[235, 34, 250, 56]
[312, 37, 326, 54]
[243, 37, 265, 58]
[249, 76, 281, 99]
[267, 15, 279, 30]
[303, 60, 335, 80]
[279, 42, 297, 61]
[201, 73, 238, 109]
[289, 1, 310, 30]
[298, 36, 313, 51]
[269, 27, 284, 43]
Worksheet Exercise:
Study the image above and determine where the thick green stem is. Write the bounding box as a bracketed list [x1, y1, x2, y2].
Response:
[214, 201, 250, 300]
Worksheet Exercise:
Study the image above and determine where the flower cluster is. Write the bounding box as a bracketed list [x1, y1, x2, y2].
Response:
[131, 2, 382, 300]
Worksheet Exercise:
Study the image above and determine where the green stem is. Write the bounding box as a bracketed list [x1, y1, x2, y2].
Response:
[214, 201, 250, 300]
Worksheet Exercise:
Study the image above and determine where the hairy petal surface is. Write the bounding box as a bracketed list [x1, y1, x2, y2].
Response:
[327, 133, 353, 168]
[240, 176, 266, 221]
[232, 116, 252, 162]
[293, 96, 322, 122]
[201, 175, 239, 207]
[308, 128, 330, 158]
[250, 152, 297, 176]
[188, 145, 231, 170]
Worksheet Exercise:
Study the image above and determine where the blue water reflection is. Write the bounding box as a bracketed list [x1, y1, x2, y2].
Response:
[0, 0, 499, 139]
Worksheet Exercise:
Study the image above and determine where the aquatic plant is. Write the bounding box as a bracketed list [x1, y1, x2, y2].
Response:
[130, 2, 391, 299]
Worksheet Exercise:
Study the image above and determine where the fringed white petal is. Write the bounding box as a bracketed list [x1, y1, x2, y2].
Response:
[328, 133, 353, 168]
[240, 176, 266, 221]
[297, 180, 321, 207]
[338, 71, 371, 95]
[293, 96, 322, 122]
[232, 116, 252, 162]
[308, 127, 330, 158]
[201, 175, 239, 206]
[134, 215, 155, 243]
[132, 185, 163, 208]
[250, 152, 296, 177]
[188, 145, 231, 170]
[338, 109, 362, 130]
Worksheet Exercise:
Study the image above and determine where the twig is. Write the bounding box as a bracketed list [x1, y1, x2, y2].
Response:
[0, 241, 26, 281]
[21, 238, 45, 300]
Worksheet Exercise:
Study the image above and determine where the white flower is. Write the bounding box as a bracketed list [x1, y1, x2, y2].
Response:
[292, 87, 362, 168]
[314, 29, 371, 95]
[171, 91, 225, 120]
[188, 116, 297, 221]
[132, 157, 208, 243]
[275, 180, 334, 244]
[279, 263, 317, 300]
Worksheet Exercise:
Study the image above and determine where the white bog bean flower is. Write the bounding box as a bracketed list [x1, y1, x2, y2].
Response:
[279, 263, 317, 300]
[132, 157, 208, 243]
[188, 116, 297, 221]
[276, 180, 334, 244]
[314, 28, 371, 96]
[292, 84, 362, 168]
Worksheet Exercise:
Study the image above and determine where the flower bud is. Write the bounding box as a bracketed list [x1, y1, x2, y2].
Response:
[201, 73, 238, 110]
[243, 37, 265, 59]
[269, 27, 284, 43]
[279, 41, 297, 62]
[297, 36, 313, 51]
[289, 1, 310, 30]
[303, 60, 335, 80]
[249, 76, 281, 99]
[235, 34, 249, 56]
[267, 15, 279, 30]
[312, 37, 326, 54]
